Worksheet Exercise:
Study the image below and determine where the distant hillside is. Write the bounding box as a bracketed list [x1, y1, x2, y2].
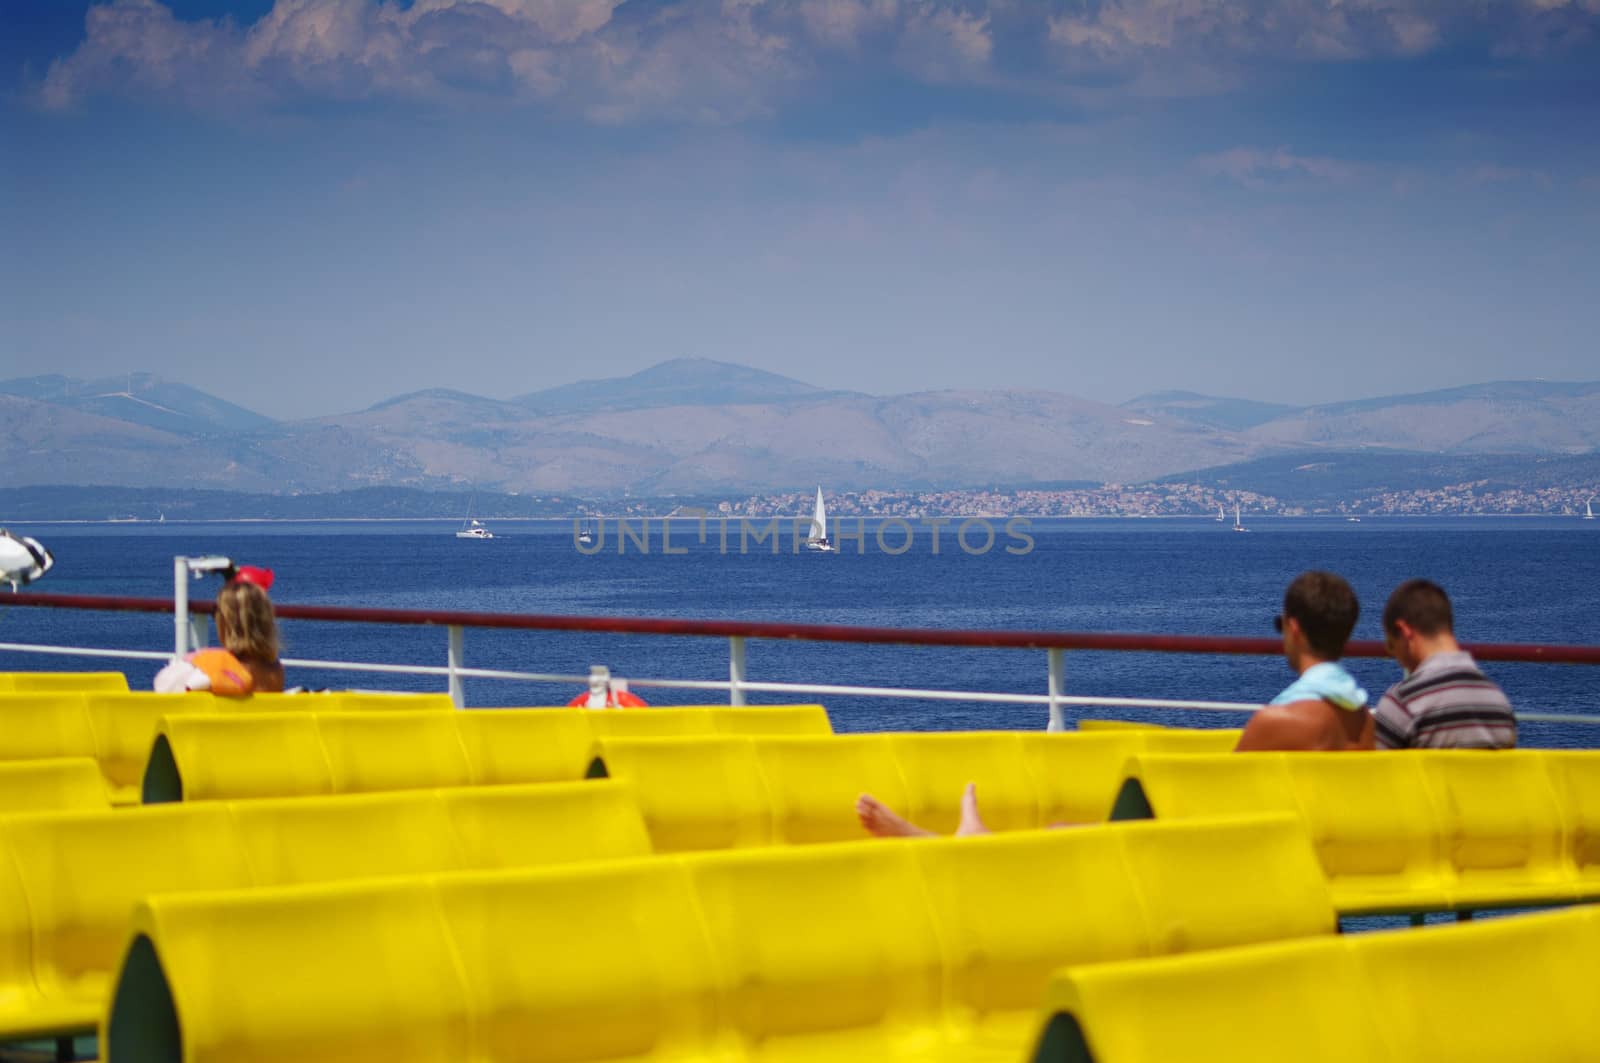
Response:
[1121, 390, 1300, 431]
[1148, 450, 1600, 502]
[1244, 379, 1600, 454]
[513, 358, 850, 414]
[0, 486, 588, 522]
[4, 363, 1596, 496]
[0, 371, 276, 434]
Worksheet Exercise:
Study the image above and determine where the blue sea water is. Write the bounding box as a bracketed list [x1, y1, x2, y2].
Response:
[3, 516, 1596, 746]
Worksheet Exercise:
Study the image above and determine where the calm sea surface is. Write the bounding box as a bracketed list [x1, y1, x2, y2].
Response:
[4, 517, 1596, 746]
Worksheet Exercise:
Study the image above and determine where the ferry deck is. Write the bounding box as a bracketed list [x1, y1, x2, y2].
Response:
[1, 559, 1597, 1062]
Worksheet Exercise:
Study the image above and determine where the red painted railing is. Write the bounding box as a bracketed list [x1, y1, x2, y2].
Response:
[9, 591, 1600, 665]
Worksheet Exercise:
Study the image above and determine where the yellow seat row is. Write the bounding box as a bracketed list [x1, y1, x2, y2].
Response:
[585, 729, 1239, 852]
[0, 690, 454, 804]
[0, 779, 649, 1042]
[143, 705, 834, 802]
[0, 671, 128, 692]
[1034, 903, 1600, 1063]
[1113, 749, 1600, 914]
[105, 812, 1330, 1063]
[0, 758, 110, 816]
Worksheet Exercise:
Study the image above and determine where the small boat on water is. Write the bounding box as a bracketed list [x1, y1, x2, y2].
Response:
[577, 521, 595, 546]
[1232, 504, 1249, 534]
[1587, 499, 1595, 521]
[1214, 505, 1225, 522]
[805, 487, 835, 552]
[456, 518, 494, 540]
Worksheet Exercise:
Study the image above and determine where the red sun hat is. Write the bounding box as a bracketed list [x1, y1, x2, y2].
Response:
[231, 565, 275, 591]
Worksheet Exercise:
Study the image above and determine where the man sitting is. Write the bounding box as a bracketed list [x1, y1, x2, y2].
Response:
[1234, 569, 1373, 752]
[1373, 578, 1515, 749]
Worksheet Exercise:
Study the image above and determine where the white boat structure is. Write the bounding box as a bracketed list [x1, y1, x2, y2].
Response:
[0, 528, 53, 591]
[577, 520, 595, 546]
[805, 487, 835, 552]
[456, 518, 494, 540]
[1587, 499, 1595, 521]
[1232, 504, 1249, 534]
[1214, 505, 1225, 522]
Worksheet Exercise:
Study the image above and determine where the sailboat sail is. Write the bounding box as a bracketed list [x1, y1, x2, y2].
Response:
[809, 487, 828, 542]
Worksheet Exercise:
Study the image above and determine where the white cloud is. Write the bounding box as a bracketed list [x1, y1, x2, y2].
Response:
[1195, 146, 1362, 186]
[32, 0, 1600, 119]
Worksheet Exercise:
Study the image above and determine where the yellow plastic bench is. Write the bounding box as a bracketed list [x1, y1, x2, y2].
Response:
[3, 691, 465, 807]
[1545, 750, 1600, 896]
[0, 779, 649, 1042]
[0, 672, 128, 693]
[1032, 904, 1600, 1063]
[754, 734, 909, 844]
[588, 735, 777, 852]
[1114, 750, 1600, 915]
[1414, 751, 1576, 909]
[0, 758, 109, 817]
[104, 812, 1332, 1063]
[145, 706, 831, 804]
[0, 693, 97, 764]
[587, 730, 1248, 852]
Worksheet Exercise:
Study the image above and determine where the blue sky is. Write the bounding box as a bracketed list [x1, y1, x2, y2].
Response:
[4, 0, 1600, 419]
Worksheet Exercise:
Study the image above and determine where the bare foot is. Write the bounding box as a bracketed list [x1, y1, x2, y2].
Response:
[856, 793, 934, 838]
[955, 782, 991, 836]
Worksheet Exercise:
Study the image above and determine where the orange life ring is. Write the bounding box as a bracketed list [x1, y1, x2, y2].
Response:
[568, 688, 649, 708]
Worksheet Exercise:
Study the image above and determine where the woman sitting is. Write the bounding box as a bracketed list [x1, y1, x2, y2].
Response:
[154, 566, 284, 695]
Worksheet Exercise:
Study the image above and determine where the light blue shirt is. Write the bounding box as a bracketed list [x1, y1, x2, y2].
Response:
[1270, 661, 1369, 711]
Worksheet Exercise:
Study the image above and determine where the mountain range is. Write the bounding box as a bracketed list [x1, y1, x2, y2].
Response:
[2, 360, 1597, 496]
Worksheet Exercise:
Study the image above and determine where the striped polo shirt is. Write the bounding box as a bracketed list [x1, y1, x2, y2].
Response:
[1373, 650, 1516, 750]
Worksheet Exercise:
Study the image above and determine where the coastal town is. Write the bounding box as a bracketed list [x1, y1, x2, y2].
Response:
[691, 483, 1599, 520]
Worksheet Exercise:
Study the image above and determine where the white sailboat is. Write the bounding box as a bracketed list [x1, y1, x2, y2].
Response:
[805, 487, 835, 552]
[456, 496, 494, 539]
[1232, 503, 1249, 534]
[577, 520, 595, 545]
[1587, 499, 1595, 521]
[1214, 504, 1225, 522]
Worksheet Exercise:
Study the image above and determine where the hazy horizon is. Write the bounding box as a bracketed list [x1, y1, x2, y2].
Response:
[6, 1, 1600, 420]
[6, 357, 1600, 426]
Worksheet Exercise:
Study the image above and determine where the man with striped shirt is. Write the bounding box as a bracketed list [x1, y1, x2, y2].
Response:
[1374, 579, 1516, 749]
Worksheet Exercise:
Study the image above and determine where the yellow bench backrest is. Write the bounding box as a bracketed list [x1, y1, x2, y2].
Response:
[1117, 749, 1600, 915]
[0, 780, 649, 1042]
[0, 672, 128, 693]
[106, 812, 1330, 1063]
[590, 729, 1244, 853]
[148, 706, 831, 804]
[1035, 904, 1600, 1063]
[0, 758, 110, 817]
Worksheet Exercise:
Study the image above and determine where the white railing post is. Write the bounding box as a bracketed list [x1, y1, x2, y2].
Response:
[447, 625, 466, 708]
[729, 636, 747, 706]
[173, 556, 189, 657]
[1047, 647, 1066, 732]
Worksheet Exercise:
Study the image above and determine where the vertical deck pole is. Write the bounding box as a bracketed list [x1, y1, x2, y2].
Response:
[729, 636, 747, 706]
[447, 625, 466, 708]
[173, 556, 190, 657]
[1047, 647, 1066, 732]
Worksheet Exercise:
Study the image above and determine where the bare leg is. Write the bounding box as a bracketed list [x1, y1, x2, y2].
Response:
[955, 782, 991, 836]
[856, 793, 935, 838]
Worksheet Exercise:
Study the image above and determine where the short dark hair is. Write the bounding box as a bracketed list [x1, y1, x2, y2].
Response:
[1383, 579, 1454, 638]
[1283, 571, 1359, 660]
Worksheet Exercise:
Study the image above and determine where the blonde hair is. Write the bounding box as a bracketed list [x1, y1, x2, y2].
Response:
[216, 581, 279, 664]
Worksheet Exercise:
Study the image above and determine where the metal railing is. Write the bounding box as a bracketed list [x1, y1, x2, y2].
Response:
[3, 557, 1599, 731]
